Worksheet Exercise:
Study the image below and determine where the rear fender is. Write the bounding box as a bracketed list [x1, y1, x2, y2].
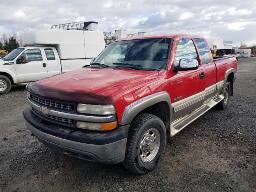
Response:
[225, 68, 235, 82]
[225, 68, 235, 96]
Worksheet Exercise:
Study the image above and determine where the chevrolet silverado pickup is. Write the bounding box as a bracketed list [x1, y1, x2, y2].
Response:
[24, 35, 237, 174]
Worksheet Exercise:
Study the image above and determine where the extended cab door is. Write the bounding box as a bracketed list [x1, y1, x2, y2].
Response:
[15, 48, 48, 83]
[171, 38, 205, 120]
[43, 48, 61, 77]
[193, 38, 217, 100]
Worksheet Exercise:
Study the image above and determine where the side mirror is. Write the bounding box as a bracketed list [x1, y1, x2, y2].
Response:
[174, 58, 199, 71]
[16, 55, 28, 64]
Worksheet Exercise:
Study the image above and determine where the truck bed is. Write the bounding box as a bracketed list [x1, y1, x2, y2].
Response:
[214, 56, 237, 82]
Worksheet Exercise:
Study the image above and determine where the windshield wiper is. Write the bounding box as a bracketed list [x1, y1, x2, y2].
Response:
[112, 62, 144, 70]
[84, 62, 109, 68]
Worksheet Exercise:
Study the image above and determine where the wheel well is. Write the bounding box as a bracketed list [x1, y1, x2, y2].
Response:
[227, 72, 234, 82]
[227, 72, 234, 96]
[137, 102, 171, 132]
[0, 72, 14, 84]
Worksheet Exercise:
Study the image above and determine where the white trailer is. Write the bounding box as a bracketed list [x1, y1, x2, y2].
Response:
[22, 29, 105, 71]
[0, 22, 105, 94]
[207, 38, 225, 50]
[237, 48, 251, 58]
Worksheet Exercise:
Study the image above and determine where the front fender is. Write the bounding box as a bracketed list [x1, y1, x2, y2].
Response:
[0, 68, 17, 83]
[121, 91, 172, 125]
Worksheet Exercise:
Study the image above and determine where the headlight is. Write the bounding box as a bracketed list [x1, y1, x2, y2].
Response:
[77, 104, 115, 115]
[76, 121, 117, 131]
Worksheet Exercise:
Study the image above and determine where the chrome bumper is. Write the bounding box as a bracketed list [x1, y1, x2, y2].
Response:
[25, 121, 127, 164]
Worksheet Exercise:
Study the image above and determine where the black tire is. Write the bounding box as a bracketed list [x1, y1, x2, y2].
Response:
[0, 75, 12, 94]
[216, 82, 231, 110]
[123, 113, 166, 175]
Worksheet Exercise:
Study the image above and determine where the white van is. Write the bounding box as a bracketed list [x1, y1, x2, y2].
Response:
[0, 23, 105, 94]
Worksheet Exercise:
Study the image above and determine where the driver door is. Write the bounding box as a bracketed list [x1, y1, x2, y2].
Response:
[15, 48, 48, 83]
[171, 38, 205, 120]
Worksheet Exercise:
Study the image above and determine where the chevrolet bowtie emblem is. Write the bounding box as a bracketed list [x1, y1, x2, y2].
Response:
[40, 106, 49, 115]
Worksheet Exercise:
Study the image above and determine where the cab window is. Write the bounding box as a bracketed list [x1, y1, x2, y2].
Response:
[194, 38, 211, 64]
[103, 44, 128, 63]
[24, 49, 43, 61]
[44, 48, 56, 60]
[174, 38, 198, 67]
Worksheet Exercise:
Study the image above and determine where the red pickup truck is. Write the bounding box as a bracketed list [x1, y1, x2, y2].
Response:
[24, 34, 237, 174]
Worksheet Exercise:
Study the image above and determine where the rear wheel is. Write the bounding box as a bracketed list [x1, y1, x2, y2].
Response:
[123, 113, 166, 175]
[216, 82, 231, 110]
[0, 75, 11, 94]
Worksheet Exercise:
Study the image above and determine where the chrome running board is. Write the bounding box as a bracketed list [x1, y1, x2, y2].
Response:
[170, 95, 224, 137]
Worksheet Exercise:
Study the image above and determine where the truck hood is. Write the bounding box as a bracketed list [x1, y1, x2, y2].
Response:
[29, 68, 160, 104]
[0, 59, 14, 65]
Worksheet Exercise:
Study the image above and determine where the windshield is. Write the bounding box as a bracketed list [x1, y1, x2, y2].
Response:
[3, 48, 24, 61]
[93, 38, 172, 70]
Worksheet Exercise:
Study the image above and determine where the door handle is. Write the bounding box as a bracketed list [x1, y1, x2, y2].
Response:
[43, 63, 47, 67]
[199, 72, 205, 79]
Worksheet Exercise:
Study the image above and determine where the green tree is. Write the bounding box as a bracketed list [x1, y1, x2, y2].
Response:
[3, 37, 19, 52]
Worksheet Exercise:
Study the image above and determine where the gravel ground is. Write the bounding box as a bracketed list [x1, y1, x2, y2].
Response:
[0, 58, 255, 192]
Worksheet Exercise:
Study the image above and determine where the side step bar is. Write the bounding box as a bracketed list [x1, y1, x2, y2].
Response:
[170, 95, 224, 136]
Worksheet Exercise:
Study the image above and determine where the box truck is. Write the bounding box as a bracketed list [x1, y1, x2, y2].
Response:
[0, 21, 105, 94]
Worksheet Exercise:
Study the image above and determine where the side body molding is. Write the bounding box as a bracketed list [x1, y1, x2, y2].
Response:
[121, 91, 172, 125]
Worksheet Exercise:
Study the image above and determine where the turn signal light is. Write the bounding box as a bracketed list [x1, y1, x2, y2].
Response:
[76, 121, 117, 131]
[100, 121, 118, 131]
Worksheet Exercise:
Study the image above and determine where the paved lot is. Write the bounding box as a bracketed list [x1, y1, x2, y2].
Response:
[0, 58, 256, 192]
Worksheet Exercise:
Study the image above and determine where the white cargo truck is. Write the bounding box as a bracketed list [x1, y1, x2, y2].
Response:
[0, 21, 105, 94]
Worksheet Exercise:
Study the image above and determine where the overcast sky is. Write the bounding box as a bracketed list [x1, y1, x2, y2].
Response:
[0, 0, 255, 44]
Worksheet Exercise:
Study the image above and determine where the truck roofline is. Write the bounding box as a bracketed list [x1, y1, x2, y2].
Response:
[119, 34, 205, 41]
[22, 45, 57, 49]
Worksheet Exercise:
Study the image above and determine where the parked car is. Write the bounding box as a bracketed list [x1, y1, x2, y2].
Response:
[24, 34, 237, 174]
[0, 24, 105, 94]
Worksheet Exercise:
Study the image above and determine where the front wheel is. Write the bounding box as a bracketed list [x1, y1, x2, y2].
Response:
[123, 113, 166, 175]
[0, 75, 12, 94]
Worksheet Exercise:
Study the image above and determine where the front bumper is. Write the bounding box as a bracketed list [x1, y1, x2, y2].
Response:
[23, 109, 128, 164]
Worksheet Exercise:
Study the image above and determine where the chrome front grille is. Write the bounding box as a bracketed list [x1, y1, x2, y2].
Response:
[32, 108, 74, 127]
[45, 114, 74, 124]
[28, 93, 116, 128]
[30, 94, 74, 112]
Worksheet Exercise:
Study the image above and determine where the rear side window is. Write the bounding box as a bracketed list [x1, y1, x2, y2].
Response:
[44, 48, 56, 60]
[194, 38, 211, 64]
[25, 49, 43, 61]
[174, 38, 197, 66]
